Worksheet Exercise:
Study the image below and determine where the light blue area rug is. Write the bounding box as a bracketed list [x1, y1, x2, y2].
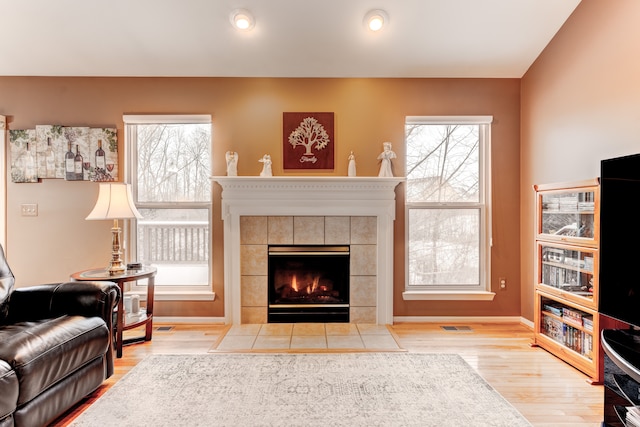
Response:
[71, 353, 531, 427]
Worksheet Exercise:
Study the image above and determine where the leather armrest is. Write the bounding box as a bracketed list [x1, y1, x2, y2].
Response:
[6, 281, 120, 325]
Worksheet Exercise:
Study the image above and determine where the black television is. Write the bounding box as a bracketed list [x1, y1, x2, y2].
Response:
[599, 153, 640, 328]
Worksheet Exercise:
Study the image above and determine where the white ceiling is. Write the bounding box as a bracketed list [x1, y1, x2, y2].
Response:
[0, 0, 581, 78]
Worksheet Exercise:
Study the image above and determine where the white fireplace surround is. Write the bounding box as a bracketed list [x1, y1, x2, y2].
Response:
[212, 176, 404, 325]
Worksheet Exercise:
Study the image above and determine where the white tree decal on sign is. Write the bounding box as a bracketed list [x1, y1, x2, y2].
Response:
[288, 117, 330, 156]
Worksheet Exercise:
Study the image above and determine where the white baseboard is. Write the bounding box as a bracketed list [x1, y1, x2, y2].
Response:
[520, 317, 534, 329]
[153, 316, 534, 327]
[393, 316, 529, 325]
[154, 316, 225, 324]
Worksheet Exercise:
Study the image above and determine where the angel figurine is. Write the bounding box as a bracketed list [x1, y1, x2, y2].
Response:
[225, 151, 238, 176]
[259, 154, 272, 177]
[377, 142, 396, 177]
[348, 151, 357, 177]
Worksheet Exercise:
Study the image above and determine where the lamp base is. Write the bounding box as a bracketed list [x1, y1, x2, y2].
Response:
[108, 219, 126, 275]
[108, 259, 126, 275]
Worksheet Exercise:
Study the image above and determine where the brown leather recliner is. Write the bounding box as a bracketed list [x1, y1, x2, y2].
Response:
[0, 245, 120, 427]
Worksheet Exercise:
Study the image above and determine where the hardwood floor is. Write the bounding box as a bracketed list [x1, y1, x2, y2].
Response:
[51, 322, 603, 426]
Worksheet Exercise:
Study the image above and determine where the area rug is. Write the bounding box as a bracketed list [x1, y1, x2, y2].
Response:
[70, 353, 531, 427]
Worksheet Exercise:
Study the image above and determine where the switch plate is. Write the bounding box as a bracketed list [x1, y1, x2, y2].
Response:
[21, 203, 38, 216]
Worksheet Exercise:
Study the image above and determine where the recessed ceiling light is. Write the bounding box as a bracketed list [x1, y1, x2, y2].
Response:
[364, 9, 389, 32]
[230, 9, 255, 31]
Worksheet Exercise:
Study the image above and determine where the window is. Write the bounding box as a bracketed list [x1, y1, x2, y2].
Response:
[124, 115, 213, 300]
[403, 116, 494, 300]
[0, 115, 5, 250]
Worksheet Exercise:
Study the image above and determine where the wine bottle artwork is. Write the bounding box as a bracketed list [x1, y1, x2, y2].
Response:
[65, 141, 75, 180]
[74, 144, 84, 180]
[45, 137, 56, 178]
[24, 142, 37, 182]
[95, 139, 106, 171]
[9, 125, 118, 182]
[8, 129, 38, 183]
[88, 128, 118, 182]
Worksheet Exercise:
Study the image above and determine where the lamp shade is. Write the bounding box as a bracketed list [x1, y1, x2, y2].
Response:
[86, 183, 142, 220]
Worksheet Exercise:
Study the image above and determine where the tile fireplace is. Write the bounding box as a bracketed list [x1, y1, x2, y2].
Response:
[212, 176, 404, 325]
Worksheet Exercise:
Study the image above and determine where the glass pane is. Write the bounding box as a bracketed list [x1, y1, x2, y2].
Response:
[540, 190, 595, 239]
[136, 123, 211, 203]
[539, 296, 594, 359]
[405, 124, 479, 203]
[408, 208, 479, 286]
[137, 208, 209, 286]
[540, 244, 594, 298]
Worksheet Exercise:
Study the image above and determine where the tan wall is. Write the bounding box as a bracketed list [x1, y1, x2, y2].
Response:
[0, 77, 520, 318]
[520, 0, 640, 321]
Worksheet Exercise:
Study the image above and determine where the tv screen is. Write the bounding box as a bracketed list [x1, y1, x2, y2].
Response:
[599, 153, 640, 328]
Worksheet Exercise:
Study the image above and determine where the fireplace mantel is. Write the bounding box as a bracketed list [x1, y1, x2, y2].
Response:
[211, 176, 404, 324]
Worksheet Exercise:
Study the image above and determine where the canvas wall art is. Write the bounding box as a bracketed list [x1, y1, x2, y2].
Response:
[10, 125, 118, 183]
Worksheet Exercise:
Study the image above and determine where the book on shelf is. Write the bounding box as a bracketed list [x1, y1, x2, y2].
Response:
[543, 303, 563, 317]
[583, 333, 593, 359]
[543, 314, 564, 343]
[562, 324, 591, 357]
[562, 307, 584, 327]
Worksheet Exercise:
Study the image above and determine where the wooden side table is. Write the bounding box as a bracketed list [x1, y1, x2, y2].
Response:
[71, 266, 157, 358]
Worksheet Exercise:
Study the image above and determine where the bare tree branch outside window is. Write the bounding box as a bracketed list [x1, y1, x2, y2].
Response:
[136, 124, 211, 205]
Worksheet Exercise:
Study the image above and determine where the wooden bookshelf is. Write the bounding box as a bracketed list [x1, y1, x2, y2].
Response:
[532, 179, 602, 384]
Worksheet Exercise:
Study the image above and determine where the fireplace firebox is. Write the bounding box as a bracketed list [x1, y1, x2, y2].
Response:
[268, 245, 349, 323]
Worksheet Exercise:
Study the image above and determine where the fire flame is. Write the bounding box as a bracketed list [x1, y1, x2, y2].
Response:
[289, 275, 322, 294]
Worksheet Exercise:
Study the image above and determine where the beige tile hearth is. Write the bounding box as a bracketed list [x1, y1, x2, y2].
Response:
[326, 335, 365, 349]
[290, 335, 327, 349]
[253, 335, 291, 349]
[213, 323, 403, 352]
[292, 322, 325, 336]
[325, 323, 359, 336]
[259, 323, 293, 336]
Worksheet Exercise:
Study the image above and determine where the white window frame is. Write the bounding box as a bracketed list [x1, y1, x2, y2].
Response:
[403, 116, 495, 301]
[123, 114, 214, 301]
[0, 116, 6, 251]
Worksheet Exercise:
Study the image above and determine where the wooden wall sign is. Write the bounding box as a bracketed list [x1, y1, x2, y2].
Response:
[283, 112, 334, 170]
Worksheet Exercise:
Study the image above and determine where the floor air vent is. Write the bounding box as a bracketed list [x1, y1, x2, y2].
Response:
[441, 326, 473, 332]
[156, 326, 174, 331]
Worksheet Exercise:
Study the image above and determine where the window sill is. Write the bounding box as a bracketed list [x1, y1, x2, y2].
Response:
[149, 291, 216, 301]
[402, 291, 496, 301]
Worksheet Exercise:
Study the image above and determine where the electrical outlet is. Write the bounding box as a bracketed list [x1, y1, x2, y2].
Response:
[499, 278, 506, 290]
[21, 203, 38, 217]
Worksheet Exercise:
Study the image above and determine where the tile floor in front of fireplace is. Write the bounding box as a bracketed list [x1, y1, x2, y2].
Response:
[212, 323, 403, 352]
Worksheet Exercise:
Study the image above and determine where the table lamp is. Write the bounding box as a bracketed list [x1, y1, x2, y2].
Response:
[86, 183, 142, 275]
